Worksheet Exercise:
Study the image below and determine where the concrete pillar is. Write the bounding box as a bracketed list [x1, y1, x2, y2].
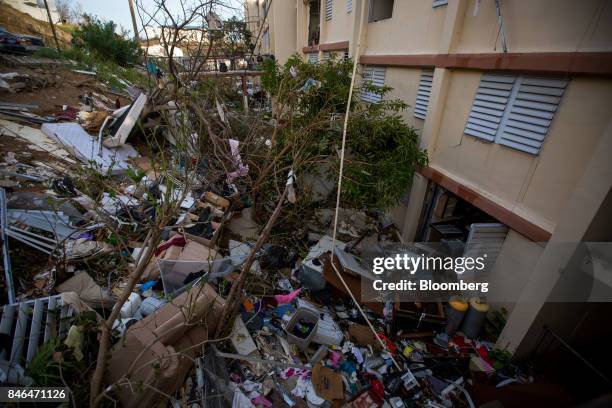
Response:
[394, 1, 468, 241]
[497, 118, 612, 355]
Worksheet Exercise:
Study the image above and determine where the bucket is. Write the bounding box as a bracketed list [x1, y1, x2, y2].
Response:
[444, 300, 468, 336]
[284, 308, 319, 351]
[460, 299, 490, 339]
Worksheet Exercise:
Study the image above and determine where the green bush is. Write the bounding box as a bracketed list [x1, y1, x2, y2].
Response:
[261, 54, 427, 210]
[73, 15, 142, 66]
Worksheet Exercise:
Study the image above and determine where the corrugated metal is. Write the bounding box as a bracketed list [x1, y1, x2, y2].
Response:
[326, 0, 333, 20]
[463, 223, 508, 273]
[464, 74, 516, 142]
[361, 66, 385, 103]
[498, 77, 568, 155]
[347, 0, 353, 13]
[433, 0, 449, 7]
[308, 52, 319, 64]
[414, 69, 434, 119]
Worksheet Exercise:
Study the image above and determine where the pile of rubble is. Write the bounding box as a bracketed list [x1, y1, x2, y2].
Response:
[0, 61, 539, 408]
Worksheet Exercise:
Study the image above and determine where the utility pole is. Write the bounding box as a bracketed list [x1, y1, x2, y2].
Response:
[127, 0, 139, 41]
[43, 0, 60, 51]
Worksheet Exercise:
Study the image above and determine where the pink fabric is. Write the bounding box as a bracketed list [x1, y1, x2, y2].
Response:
[154, 235, 186, 256]
[330, 351, 342, 368]
[251, 396, 272, 407]
[274, 288, 302, 305]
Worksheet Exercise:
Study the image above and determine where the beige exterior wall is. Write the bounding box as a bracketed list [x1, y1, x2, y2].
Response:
[366, 0, 447, 54]
[245, 0, 296, 64]
[430, 72, 612, 233]
[454, 0, 612, 53]
[321, 0, 354, 44]
[270, 0, 297, 63]
[381, 67, 425, 130]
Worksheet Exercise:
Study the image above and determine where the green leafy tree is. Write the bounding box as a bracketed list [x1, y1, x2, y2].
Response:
[73, 15, 142, 66]
[260, 54, 428, 210]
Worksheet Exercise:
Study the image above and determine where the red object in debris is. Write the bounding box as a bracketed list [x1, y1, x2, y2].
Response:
[369, 377, 385, 400]
[154, 235, 187, 256]
[55, 106, 80, 121]
[377, 333, 397, 355]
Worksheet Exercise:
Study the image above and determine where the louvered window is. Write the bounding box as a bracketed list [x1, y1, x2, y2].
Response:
[463, 223, 508, 274]
[361, 66, 385, 103]
[464, 74, 568, 155]
[433, 0, 449, 7]
[414, 69, 434, 119]
[322, 52, 331, 61]
[343, 50, 349, 59]
[326, 0, 333, 20]
[308, 53, 319, 64]
[347, 0, 352, 13]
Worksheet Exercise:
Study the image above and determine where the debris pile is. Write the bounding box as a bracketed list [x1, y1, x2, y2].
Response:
[0, 54, 544, 408]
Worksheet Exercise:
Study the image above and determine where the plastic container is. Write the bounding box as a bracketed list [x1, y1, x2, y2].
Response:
[444, 300, 468, 335]
[120, 292, 142, 318]
[460, 299, 490, 338]
[284, 308, 319, 351]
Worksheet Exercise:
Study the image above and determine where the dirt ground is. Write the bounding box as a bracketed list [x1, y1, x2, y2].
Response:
[0, 4, 73, 48]
[0, 65, 129, 116]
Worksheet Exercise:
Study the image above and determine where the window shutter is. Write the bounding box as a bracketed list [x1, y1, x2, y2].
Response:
[414, 69, 434, 120]
[463, 223, 508, 273]
[322, 52, 331, 61]
[432, 0, 449, 7]
[464, 74, 516, 142]
[343, 50, 349, 59]
[361, 66, 385, 103]
[308, 53, 319, 64]
[326, 0, 333, 20]
[347, 0, 352, 13]
[498, 77, 568, 155]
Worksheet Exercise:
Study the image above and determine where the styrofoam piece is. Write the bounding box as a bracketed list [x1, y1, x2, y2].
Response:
[313, 314, 343, 346]
[41, 122, 138, 174]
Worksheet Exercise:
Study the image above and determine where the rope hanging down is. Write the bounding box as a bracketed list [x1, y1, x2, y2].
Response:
[328, 0, 401, 371]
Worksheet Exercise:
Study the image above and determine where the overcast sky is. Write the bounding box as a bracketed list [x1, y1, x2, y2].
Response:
[64, 0, 244, 36]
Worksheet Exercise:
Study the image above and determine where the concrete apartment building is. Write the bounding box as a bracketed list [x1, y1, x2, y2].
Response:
[245, 0, 612, 361]
[3, 0, 60, 23]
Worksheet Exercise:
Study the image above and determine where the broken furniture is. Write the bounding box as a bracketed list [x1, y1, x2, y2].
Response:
[101, 92, 148, 148]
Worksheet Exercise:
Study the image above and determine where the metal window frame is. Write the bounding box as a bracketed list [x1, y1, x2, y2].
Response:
[326, 0, 333, 20]
[432, 0, 449, 8]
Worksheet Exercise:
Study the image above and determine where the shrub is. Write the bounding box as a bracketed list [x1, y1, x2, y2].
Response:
[261, 54, 428, 210]
[73, 15, 142, 66]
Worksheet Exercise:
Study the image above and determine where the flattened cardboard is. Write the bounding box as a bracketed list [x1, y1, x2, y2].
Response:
[312, 362, 344, 401]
